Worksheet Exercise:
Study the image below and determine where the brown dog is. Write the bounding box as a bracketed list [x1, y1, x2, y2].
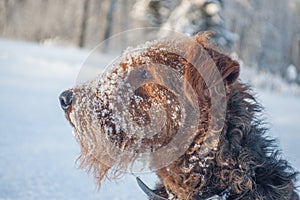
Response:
[59, 32, 298, 199]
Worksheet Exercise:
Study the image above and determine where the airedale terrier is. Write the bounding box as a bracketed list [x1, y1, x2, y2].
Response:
[59, 32, 298, 199]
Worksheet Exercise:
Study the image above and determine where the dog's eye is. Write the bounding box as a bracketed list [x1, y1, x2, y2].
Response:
[139, 70, 148, 79]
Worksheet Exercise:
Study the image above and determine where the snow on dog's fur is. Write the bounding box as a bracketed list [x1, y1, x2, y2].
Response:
[60, 32, 299, 199]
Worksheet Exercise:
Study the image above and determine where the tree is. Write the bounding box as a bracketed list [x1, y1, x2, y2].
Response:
[103, 0, 117, 41]
[78, 0, 90, 47]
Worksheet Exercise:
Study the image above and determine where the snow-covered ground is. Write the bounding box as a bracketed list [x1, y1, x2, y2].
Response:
[0, 39, 299, 200]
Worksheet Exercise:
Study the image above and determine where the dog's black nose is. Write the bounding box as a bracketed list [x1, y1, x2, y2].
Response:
[59, 90, 73, 112]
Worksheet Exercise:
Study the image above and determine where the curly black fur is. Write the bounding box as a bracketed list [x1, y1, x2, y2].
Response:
[155, 83, 299, 200]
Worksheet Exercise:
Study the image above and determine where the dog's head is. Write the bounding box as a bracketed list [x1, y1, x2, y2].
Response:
[59, 32, 240, 186]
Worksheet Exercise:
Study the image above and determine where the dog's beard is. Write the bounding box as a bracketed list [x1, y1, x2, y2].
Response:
[68, 71, 140, 185]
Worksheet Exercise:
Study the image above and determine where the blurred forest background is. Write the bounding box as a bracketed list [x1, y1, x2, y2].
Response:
[1, 0, 299, 83]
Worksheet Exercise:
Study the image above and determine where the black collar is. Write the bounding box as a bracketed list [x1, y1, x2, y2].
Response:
[137, 177, 168, 200]
[205, 187, 231, 200]
[136, 177, 231, 200]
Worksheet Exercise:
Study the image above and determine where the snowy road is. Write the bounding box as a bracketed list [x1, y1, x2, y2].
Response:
[0, 39, 299, 199]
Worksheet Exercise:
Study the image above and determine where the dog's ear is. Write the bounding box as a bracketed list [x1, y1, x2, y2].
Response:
[216, 54, 240, 86]
[193, 32, 240, 86]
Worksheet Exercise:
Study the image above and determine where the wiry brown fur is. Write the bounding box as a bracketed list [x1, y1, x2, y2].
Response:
[62, 32, 299, 199]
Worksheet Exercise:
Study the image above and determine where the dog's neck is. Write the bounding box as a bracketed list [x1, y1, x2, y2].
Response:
[137, 177, 231, 200]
